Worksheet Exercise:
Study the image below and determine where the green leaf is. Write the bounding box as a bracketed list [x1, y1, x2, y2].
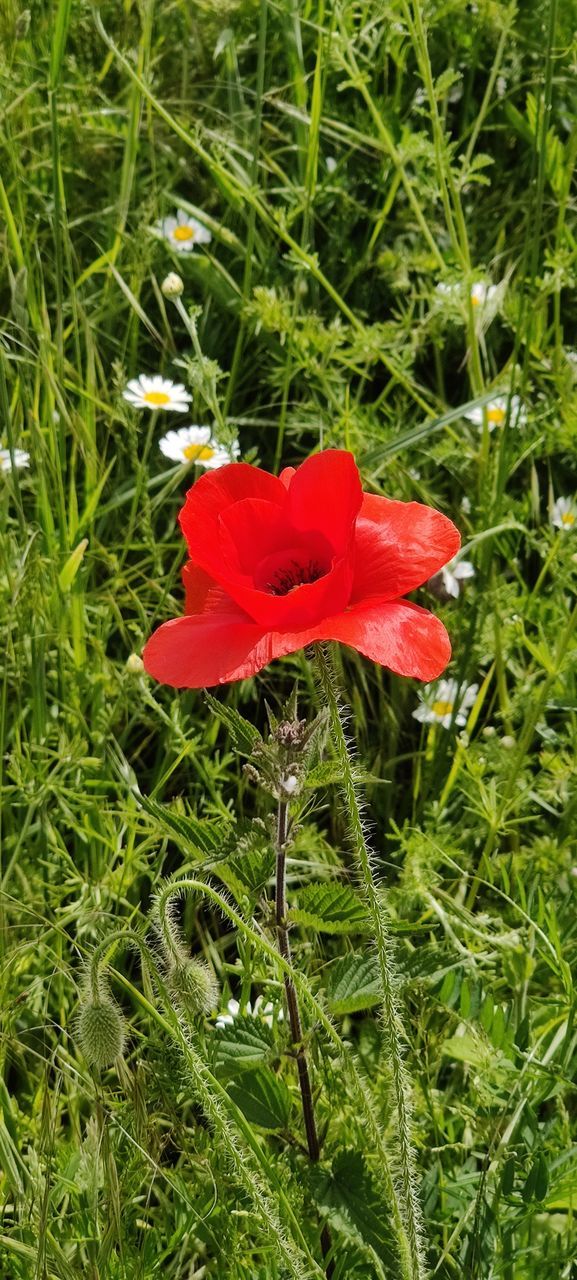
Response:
[203, 691, 262, 755]
[312, 1150, 396, 1271]
[227, 1068, 291, 1130]
[134, 789, 233, 858]
[289, 883, 369, 935]
[213, 1016, 275, 1078]
[325, 954, 380, 1014]
[58, 538, 88, 592]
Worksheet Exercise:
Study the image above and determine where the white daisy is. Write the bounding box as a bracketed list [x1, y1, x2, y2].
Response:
[123, 374, 192, 413]
[429, 556, 475, 600]
[215, 996, 282, 1030]
[156, 209, 212, 253]
[551, 496, 577, 532]
[0, 447, 30, 472]
[470, 281, 499, 308]
[435, 281, 460, 300]
[159, 426, 240, 470]
[464, 395, 525, 431]
[413, 678, 479, 730]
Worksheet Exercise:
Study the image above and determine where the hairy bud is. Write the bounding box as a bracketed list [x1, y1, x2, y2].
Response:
[166, 958, 219, 1020]
[77, 995, 126, 1068]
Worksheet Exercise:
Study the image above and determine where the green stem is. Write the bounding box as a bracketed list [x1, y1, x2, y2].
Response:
[314, 644, 426, 1280]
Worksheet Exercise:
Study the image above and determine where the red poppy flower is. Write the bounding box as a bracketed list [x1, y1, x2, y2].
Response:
[143, 450, 460, 687]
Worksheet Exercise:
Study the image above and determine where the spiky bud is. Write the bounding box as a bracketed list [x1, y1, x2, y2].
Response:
[161, 272, 184, 299]
[166, 958, 218, 1020]
[77, 995, 126, 1068]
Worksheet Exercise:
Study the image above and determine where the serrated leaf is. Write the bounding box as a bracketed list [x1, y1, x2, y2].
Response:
[213, 1016, 275, 1078]
[203, 691, 261, 754]
[227, 1068, 291, 1130]
[289, 883, 369, 935]
[312, 1150, 396, 1271]
[134, 789, 233, 858]
[325, 954, 380, 1014]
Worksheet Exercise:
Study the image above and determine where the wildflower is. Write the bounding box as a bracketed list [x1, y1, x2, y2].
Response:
[464, 395, 525, 431]
[159, 425, 240, 470]
[126, 653, 144, 674]
[0, 447, 29, 472]
[470, 282, 499, 308]
[429, 556, 475, 600]
[551, 496, 577, 532]
[161, 272, 184, 299]
[123, 374, 191, 413]
[216, 996, 281, 1030]
[143, 450, 460, 687]
[156, 209, 211, 253]
[461, 496, 472, 515]
[325, 156, 337, 174]
[412, 677, 478, 730]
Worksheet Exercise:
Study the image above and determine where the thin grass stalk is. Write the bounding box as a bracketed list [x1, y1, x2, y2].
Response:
[314, 644, 427, 1280]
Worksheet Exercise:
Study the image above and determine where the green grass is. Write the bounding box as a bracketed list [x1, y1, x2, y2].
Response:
[1, 0, 577, 1277]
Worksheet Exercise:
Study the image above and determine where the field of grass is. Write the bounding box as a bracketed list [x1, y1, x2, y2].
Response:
[1, 0, 577, 1277]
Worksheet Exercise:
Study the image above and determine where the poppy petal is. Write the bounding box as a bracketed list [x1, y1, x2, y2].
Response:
[287, 450, 363, 554]
[351, 494, 461, 602]
[143, 614, 272, 687]
[318, 598, 451, 680]
[179, 462, 286, 560]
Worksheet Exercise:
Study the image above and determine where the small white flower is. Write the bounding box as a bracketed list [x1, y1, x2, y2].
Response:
[215, 996, 282, 1030]
[123, 374, 192, 413]
[0, 447, 30, 472]
[461, 496, 472, 514]
[470, 281, 499, 309]
[325, 156, 337, 174]
[156, 209, 212, 253]
[496, 75, 507, 98]
[430, 556, 475, 599]
[551, 496, 577, 532]
[161, 272, 184, 299]
[159, 425, 239, 469]
[413, 678, 479, 730]
[464, 395, 525, 431]
[435, 281, 460, 300]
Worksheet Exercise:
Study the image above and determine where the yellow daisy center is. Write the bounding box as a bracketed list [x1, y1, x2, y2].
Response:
[562, 512, 575, 526]
[143, 390, 171, 406]
[432, 700, 454, 718]
[173, 224, 195, 242]
[183, 443, 215, 462]
[487, 407, 505, 425]
[471, 294, 482, 307]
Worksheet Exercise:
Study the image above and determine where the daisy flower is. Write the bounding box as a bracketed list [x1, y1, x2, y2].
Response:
[464, 395, 525, 431]
[470, 281, 499, 308]
[0, 447, 30, 472]
[429, 556, 475, 600]
[123, 374, 192, 413]
[156, 209, 212, 253]
[159, 425, 240, 470]
[412, 678, 478, 730]
[551, 496, 577, 532]
[215, 996, 282, 1030]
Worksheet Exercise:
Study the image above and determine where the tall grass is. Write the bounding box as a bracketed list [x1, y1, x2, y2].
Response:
[1, 0, 576, 1277]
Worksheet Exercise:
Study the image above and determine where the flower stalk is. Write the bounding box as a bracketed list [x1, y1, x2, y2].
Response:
[275, 794, 334, 1276]
[314, 644, 427, 1280]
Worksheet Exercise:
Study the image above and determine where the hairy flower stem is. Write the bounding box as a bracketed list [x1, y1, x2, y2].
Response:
[314, 644, 427, 1280]
[276, 797, 334, 1277]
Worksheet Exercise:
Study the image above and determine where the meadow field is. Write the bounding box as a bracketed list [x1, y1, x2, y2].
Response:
[1, 0, 577, 1277]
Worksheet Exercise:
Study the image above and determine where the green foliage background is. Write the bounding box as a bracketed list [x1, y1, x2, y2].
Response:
[1, 0, 576, 1276]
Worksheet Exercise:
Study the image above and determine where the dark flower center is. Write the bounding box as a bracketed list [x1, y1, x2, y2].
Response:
[266, 558, 325, 596]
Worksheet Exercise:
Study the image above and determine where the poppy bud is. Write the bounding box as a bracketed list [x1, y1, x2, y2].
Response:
[77, 994, 126, 1068]
[161, 272, 184, 299]
[166, 958, 219, 1020]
